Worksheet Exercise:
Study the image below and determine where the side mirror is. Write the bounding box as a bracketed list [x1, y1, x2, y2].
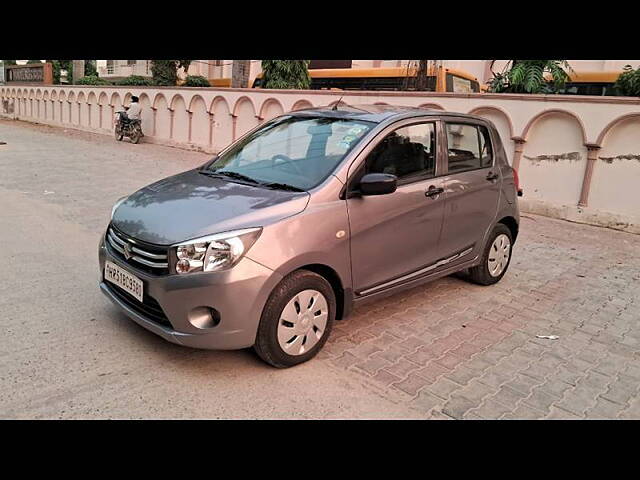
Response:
[359, 173, 397, 196]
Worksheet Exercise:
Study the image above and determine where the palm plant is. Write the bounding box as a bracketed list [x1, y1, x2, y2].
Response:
[488, 60, 573, 94]
[614, 65, 640, 96]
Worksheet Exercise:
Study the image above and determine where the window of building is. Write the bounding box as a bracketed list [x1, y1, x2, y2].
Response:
[127, 60, 136, 66]
[366, 123, 436, 181]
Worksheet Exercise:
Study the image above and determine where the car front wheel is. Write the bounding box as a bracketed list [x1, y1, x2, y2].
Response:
[254, 270, 335, 368]
[468, 223, 513, 286]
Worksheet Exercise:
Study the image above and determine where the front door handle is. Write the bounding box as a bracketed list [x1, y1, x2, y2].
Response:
[486, 172, 499, 182]
[425, 186, 444, 198]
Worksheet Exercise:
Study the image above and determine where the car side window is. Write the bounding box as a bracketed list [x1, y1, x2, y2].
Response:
[365, 123, 436, 181]
[445, 123, 484, 173]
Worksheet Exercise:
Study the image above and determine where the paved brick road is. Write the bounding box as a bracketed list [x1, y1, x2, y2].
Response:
[324, 209, 640, 419]
[1, 119, 639, 419]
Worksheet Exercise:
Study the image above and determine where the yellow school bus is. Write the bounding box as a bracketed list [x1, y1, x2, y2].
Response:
[552, 71, 623, 96]
[247, 66, 481, 92]
[209, 77, 232, 87]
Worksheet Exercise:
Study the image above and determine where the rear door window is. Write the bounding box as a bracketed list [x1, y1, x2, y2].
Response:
[445, 123, 493, 173]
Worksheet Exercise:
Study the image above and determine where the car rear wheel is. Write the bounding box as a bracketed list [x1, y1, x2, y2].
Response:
[254, 270, 335, 368]
[468, 224, 513, 286]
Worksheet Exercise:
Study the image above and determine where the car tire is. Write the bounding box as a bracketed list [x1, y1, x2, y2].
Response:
[254, 270, 336, 368]
[468, 223, 513, 286]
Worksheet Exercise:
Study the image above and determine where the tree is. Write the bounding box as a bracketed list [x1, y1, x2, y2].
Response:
[415, 60, 430, 91]
[150, 60, 191, 86]
[231, 60, 251, 88]
[488, 60, 573, 94]
[261, 60, 311, 89]
[3, 60, 17, 65]
[48, 60, 73, 84]
[84, 60, 98, 77]
[614, 65, 640, 96]
[27, 59, 43, 64]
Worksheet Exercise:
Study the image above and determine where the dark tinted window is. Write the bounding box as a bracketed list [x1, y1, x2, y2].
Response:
[366, 123, 436, 180]
[446, 123, 491, 173]
[556, 82, 615, 96]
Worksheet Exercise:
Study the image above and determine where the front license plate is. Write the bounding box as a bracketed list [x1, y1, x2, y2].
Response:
[105, 261, 143, 303]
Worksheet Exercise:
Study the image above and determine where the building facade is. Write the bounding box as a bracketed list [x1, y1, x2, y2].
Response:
[96, 60, 640, 87]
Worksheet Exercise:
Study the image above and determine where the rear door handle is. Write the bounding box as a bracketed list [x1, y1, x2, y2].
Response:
[425, 186, 444, 198]
[486, 172, 499, 182]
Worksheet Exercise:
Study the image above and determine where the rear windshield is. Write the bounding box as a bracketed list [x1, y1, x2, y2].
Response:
[205, 115, 375, 190]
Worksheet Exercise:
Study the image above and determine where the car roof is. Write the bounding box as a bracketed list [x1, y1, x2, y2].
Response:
[288, 104, 483, 124]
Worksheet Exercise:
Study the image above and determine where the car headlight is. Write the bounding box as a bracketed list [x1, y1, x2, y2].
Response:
[111, 196, 127, 220]
[174, 228, 262, 274]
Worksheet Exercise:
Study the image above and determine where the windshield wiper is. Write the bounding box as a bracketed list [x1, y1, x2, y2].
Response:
[262, 182, 305, 192]
[199, 169, 261, 185]
[199, 169, 304, 192]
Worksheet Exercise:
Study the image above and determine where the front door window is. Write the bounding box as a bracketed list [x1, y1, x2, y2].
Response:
[365, 122, 436, 181]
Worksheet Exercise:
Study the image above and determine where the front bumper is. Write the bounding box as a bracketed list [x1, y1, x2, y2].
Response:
[98, 233, 282, 350]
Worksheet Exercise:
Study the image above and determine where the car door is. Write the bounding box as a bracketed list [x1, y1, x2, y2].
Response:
[346, 120, 447, 295]
[439, 120, 501, 263]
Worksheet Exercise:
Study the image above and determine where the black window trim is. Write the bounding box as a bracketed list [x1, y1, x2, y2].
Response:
[442, 120, 495, 175]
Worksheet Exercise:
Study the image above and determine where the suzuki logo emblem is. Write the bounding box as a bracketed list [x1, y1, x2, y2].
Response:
[123, 243, 133, 260]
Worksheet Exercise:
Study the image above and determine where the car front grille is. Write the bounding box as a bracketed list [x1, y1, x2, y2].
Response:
[105, 281, 172, 329]
[106, 225, 170, 275]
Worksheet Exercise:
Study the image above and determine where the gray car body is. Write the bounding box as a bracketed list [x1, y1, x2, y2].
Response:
[99, 105, 519, 350]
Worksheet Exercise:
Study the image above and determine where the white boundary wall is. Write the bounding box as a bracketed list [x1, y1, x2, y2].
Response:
[2, 85, 639, 233]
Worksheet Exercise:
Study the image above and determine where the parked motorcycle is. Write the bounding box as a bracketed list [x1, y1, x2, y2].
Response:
[114, 111, 143, 144]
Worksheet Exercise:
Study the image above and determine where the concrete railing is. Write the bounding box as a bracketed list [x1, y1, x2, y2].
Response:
[2, 85, 640, 234]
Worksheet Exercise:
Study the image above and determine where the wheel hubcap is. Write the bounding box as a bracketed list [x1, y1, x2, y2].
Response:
[487, 234, 511, 277]
[277, 289, 328, 356]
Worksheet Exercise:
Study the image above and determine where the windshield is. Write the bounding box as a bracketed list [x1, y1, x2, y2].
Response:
[204, 115, 375, 190]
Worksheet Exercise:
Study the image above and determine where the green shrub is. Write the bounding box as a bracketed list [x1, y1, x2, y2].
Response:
[76, 75, 112, 85]
[117, 75, 153, 86]
[261, 60, 311, 89]
[184, 75, 211, 87]
[614, 65, 640, 96]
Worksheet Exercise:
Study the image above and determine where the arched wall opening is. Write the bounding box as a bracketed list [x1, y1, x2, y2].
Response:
[519, 111, 588, 206]
[590, 115, 640, 219]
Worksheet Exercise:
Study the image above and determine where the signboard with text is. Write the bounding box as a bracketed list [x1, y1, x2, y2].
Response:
[5, 63, 53, 85]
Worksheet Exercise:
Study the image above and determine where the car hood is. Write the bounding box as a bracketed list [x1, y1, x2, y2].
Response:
[111, 169, 310, 245]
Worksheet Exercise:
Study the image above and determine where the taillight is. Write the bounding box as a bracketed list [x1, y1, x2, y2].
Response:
[512, 167, 523, 197]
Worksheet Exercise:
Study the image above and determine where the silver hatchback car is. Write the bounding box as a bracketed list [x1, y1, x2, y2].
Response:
[99, 105, 520, 367]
